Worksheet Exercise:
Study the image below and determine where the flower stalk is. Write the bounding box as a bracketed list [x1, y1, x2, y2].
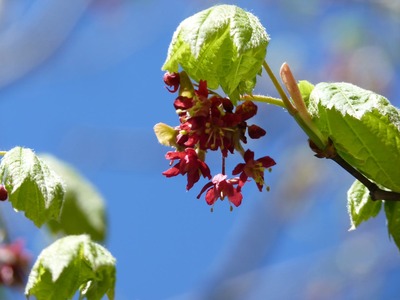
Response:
[241, 94, 285, 108]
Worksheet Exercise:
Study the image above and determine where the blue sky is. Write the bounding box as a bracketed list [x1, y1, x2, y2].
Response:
[1, 1, 400, 299]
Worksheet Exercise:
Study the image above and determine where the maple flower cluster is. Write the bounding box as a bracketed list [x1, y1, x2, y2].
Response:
[155, 71, 276, 210]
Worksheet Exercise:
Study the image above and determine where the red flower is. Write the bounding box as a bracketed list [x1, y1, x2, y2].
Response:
[158, 74, 277, 208]
[197, 174, 243, 207]
[235, 100, 258, 121]
[172, 81, 243, 157]
[232, 149, 276, 191]
[164, 72, 180, 93]
[174, 96, 193, 111]
[163, 148, 211, 190]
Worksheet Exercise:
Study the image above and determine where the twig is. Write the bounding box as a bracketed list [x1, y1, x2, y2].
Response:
[331, 155, 400, 201]
[265, 61, 400, 201]
[309, 139, 400, 201]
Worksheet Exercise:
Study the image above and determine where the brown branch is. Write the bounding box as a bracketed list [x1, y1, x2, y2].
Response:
[331, 155, 400, 201]
[309, 139, 400, 201]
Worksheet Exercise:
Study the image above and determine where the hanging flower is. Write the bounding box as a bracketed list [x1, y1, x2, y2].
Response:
[156, 71, 276, 209]
[197, 174, 243, 208]
[233, 149, 276, 191]
[163, 148, 211, 190]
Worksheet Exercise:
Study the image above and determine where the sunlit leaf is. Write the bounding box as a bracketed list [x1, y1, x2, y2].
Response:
[298, 80, 314, 106]
[0, 147, 65, 227]
[384, 201, 400, 250]
[347, 179, 381, 230]
[162, 4, 269, 103]
[307, 82, 400, 193]
[25, 235, 116, 300]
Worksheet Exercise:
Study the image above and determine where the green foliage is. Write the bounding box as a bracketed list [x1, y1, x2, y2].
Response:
[298, 80, 314, 106]
[347, 180, 381, 230]
[162, 4, 269, 103]
[384, 201, 400, 249]
[160, 2, 400, 253]
[306, 82, 400, 193]
[25, 235, 116, 300]
[41, 154, 107, 242]
[0, 147, 65, 227]
[304, 82, 400, 250]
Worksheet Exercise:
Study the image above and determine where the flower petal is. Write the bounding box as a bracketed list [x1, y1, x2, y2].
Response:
[197, 181, 214, 199]
[186, 170, 200, 190]
[243, 149, 255, 162]
[205, 188, 218, 205]
[165, 151, 185, 160]
[162, 164, 181, 177]
[235, 101, 257, 121]
[228, 189, 243, 207]
[257, 156, 276, 168]
[232, 163, 245, 175]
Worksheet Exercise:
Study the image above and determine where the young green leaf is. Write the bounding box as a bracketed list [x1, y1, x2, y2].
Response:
[0, 147, 65, 227]
[162, 4, 270, 103]
[384, 201, 400, 250]
[25, 235, 116, 300]
[307, 82, 400, 192]
[298, 80, 315, 107]
[41, 154, 107, 242]
[347, 179, 382, 230]
[154, 122, 178, 148]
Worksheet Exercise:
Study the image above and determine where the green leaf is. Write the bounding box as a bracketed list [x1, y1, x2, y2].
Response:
[162, 4, 269, 103]
[0, 147, 65, 227]
[347, 179, 382, 230]
[384, 201, 400, 250]
[25, 235, 116, 300]
[298, 80, 314, 106]
[307, 82, 400, 192]
[40, 154, 107, 242]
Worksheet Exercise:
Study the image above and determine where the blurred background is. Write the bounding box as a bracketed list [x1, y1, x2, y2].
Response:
[0, 0, 400, 299]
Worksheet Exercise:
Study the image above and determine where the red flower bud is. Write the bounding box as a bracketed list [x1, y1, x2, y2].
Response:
[235, 100, 258, 121]
[248, 124, 266, 139]
[0, 185, 8, 201]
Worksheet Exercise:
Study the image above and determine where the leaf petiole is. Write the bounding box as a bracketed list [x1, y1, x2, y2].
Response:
[262, 61, 297, 115]
[241, 94, 286, 108]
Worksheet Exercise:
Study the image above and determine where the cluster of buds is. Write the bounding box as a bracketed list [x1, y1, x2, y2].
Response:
[0, 239, 30, 287]
[155, 72, 276, 211]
